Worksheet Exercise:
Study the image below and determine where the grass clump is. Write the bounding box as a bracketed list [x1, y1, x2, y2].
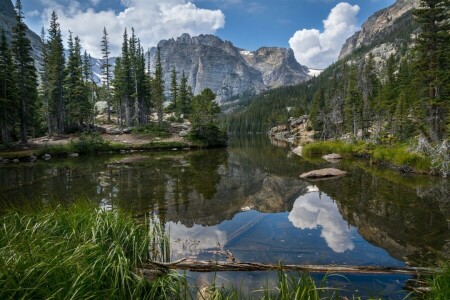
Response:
[427, 265, 450, 300]
[303, 141, 432, 173]
[0, 203, 180, 299]
[302, 141, 356, 157]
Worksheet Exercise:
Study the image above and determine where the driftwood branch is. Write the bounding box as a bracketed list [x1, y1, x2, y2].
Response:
[143, 259, 440, 275]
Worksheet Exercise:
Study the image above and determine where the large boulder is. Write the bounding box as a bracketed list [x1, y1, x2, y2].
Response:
[300, 168, 347, 179]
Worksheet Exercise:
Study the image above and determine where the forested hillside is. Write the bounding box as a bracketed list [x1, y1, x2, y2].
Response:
[228, 0, 449, 144]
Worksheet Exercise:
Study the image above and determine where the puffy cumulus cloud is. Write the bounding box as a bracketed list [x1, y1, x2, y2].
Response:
[289, 2, 360, 69]
[288, 188, 355, 253]
[40, 0, 225, 57]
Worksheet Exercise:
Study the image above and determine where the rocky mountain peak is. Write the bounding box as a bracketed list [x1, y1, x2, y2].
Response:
[339, 0, 420, 59]
[151, 34, 310, 104]
[0, 0, 15, 19]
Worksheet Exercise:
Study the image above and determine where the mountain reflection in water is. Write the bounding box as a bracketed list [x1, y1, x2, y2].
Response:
[0, 135, 448, 268]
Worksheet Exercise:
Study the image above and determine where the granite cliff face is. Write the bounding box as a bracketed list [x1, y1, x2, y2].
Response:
[339, 0, 419, 60]
[150, 34, 310, 104]
[0, 0, 42, 62]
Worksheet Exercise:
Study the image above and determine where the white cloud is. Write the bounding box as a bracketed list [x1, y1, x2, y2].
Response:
[289, 2, 360, 69]
[288, 187, 355, 253]
[40, 0, 225, 57]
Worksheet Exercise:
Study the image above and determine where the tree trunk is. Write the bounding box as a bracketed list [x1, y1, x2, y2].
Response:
[143, 259, 440, 276]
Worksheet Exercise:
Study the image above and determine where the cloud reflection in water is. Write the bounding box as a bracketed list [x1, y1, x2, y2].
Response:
[288, 186, 355, 253]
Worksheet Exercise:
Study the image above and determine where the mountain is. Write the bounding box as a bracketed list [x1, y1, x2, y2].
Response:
[227, 0, 422, 134]
[339, 0, 420, 60]
[149, 34, 310, 104]
[0, 0, 42, 62]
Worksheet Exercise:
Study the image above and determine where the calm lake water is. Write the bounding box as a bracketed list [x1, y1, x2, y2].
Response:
[1, 136, 449, 298]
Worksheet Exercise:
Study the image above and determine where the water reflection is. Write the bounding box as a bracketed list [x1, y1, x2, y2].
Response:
[0, 136, 448, 268]
[167, 222, 227, 259]
[288, 186, 355, 253]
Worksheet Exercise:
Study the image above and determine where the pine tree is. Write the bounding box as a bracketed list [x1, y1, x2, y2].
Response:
[120, 29, 133, 127]
[414, 0, 450, 140]
[65, 34, 90, 128]
[12, 0, 38, 144]
[101, 27, 112, 122]
[394, 91, 407, 141]
[169, 68, 178, 112]
[46, 11, 65, 134]
[177, 71, 190, 117]
[152, 46, 165, 126]
[39, 27, 52, 135]
[344, 65, 362, 136]
[112, 57, 124, 125]
[0, 30, 17, 144]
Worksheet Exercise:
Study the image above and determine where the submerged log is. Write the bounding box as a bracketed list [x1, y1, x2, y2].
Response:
[143, 259, 439, 275]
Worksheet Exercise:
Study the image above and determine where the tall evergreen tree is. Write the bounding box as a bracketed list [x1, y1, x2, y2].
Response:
[65, 34, 90, 128]
[414, 0, 450, 140]
[170, 68, 178, 111]
[152, 46, 165, 126]
[0, 30, 17, 144]
[12, 0, 38, 144]
[101, 27, 112, 122]
[39, 27, 52, 135]
[46, 11, 65, 134]
[177, 71, 190, 117]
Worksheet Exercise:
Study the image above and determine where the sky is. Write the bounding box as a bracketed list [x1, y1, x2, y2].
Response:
[22, 0, 396, 69]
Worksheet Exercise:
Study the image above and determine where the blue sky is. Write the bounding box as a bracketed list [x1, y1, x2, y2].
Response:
[22, 0, 396, 68]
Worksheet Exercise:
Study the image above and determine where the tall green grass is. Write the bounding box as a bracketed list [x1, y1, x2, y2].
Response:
[427, 265, 450, 300]
[0, 203, 180, 299]
[302, 141, 432, 173]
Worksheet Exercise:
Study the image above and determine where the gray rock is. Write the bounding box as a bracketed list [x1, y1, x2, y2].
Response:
[322, 153, 342, 163]
[292, 146, 303, 157]
[69, 153, 80, 158]
[179, 130, 189, 137]
[300, 168, 347, 179]
[122, 127, 132, 134]
[13, 159, 19, 163]
[43, 154, 52, 160]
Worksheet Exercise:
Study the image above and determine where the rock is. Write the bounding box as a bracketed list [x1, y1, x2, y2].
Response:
[300, 168, 347, 180]
[13, 159, 20, 163]
[322, 153, 342, 163]
[291, 146, 303, 156]
[172, 148, 178, 151]
[122, 127, 132, 134]
[154, 137, 162, 141]
[179, 130, 189, 137]
[120, 150, 126, 154]
[95, 101, 108, 114]
[43, 154, 52, 160]
[69, 153, 79, 158]
[108, 128, 122, 135]
[1, 158, 10, 163]
[27, 155, 37, 162]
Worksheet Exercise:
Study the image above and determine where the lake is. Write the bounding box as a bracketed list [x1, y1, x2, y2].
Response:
[0, 136, 448, 298]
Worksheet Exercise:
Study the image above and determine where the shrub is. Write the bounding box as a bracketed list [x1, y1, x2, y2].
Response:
[188, 123, 228, 147]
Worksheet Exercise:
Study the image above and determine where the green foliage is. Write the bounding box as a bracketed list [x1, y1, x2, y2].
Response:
[303, 141, 432, 172]
[427, 264, 450, 300]
[189, 89, 227, 146]
[11, 0, 38, 144]
[0, 203, 172, 299]
[132, 122, 172, 139]
[69, 133, 111, 154]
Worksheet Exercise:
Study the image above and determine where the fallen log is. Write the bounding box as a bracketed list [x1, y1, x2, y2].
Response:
[143, 259, 440, 275]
